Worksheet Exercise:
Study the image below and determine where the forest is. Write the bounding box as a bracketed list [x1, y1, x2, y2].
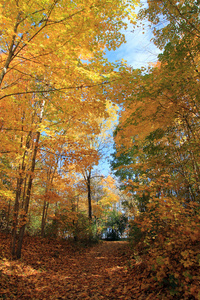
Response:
[0, 0, 199, 299]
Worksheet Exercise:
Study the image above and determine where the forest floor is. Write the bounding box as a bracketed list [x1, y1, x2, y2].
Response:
[0, 233, 150, 300]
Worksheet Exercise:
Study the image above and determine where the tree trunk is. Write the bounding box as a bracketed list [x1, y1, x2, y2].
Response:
[0, 13, 21, 87]
[14, 99, 45, 259]
[11, 179, 21, 257]
[41, 200, 49, 237]
[41, 157, 58, 237]
[6, 200, 11, 234]
[16, 131, 41, 259]
[11, 149, 29, 257]
[88, 181, 92, 220]
[11, 131, 32, 257]
[87, 172, 93, 241]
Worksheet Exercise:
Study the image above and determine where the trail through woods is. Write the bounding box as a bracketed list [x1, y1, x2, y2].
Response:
[0, 235, 143, 300]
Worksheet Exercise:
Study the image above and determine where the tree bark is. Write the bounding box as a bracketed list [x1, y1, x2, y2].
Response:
[41, 200, 49, 237]
[6, 200, 11, 234]
[16, 130, 40, 258]
[0, 13, 21, 87]
[11, 122, 33, 257]
[85, 171, 92, 220]
[41, 158, 58, 237]
[11, 138, 30, 257]
[13, 99, 45, 259]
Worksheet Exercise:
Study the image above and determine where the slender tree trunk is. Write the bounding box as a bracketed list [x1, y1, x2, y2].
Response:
[11, 150, 29, 256]
[6, 200, 11, 234]
[87, 172, 93, 241]
[41, 201, 46, 237]
[15, 99, 45, 259]
[11, 179, 21, 257]
[71, 198, 78, 241]
[11, 129, 32, 257]
[87, 179, 92, 220]
[21, 175, 27, 209]
[82, 169, 93, 240]
[41, 159, 58, 237]
[16, 131, 40, 258]
[41, 200, 49, 237]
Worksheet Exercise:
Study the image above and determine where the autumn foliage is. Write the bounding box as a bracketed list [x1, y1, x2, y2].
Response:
[0, 233, 135, 300]
[0, 0, 200, 298]
[111, 0, 200, 299]
[0, 0, 137, 258]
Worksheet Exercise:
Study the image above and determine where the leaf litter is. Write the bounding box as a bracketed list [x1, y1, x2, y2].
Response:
[0, 233, 144, 300]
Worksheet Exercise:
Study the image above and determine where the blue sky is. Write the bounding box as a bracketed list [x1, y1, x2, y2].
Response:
[98, 7, 161, 177]
[106, 14, 161, 70]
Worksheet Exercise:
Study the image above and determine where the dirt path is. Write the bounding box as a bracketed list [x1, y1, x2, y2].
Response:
[56, 241, 131, 300]
[0, 237, 140, 300]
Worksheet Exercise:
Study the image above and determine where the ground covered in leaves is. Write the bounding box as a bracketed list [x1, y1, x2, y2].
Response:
[0, 232, 189, 300]
[0, 233, 139, 300]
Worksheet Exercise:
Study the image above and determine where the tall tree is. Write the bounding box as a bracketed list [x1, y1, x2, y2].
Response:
[0, 0, 138, 258]
[111, 1, 200, 297]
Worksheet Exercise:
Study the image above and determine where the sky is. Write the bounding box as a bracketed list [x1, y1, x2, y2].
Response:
[98, 4, 161, 177]
[106, 9, 161, 70]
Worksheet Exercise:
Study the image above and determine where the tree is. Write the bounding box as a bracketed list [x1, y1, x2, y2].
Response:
[75, 101, 118, 222]
[0, 0, 138, 258]
[103, 210, 128, 240]
[111, 0, 200, 297]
